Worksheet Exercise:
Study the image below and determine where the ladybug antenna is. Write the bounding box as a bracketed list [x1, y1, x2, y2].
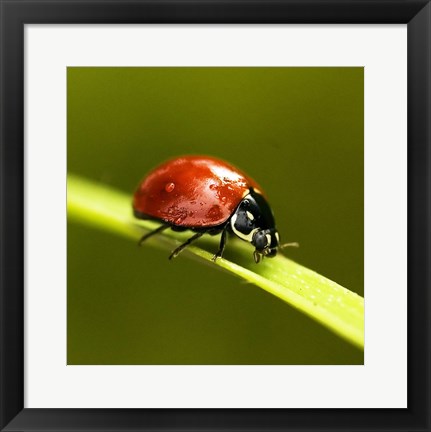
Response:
[279, 242, 299, 250]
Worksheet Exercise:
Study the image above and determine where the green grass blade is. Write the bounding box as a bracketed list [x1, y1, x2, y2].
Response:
[67, 174, 364, 350]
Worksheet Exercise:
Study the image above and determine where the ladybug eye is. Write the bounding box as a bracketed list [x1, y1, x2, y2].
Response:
[253, 231, 268, 251]
[243, 200, 249, 207]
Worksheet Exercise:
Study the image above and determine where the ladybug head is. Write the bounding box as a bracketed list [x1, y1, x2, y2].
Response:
[230, 190, 279, 263]
[251, 228, 279, 263]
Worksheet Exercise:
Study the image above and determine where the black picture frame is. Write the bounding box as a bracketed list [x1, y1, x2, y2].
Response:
[1, 1, 430, 431]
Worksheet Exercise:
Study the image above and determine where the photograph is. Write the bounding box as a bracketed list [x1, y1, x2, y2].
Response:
[67, 66, 364, 365]
[2, 0, 430, 429]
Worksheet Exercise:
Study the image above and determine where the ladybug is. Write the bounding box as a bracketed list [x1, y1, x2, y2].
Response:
[133, 155, 280, 263]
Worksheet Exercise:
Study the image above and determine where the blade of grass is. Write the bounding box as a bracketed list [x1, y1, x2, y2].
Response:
[67, 174, 364, 349]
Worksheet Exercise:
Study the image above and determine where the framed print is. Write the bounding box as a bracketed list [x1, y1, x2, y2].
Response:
[0, 1, 430, 431]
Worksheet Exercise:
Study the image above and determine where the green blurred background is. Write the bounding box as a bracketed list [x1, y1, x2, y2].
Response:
[67, 67, 363, 365]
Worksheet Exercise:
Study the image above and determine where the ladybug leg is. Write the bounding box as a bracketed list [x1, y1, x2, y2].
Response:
[253, 250, 262, 264]
[169, 232, 204, 260]
[212, 227, 228, 262]
[138, 224, 169, 246]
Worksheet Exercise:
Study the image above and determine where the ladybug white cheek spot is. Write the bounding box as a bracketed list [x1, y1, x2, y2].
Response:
[230, 214, 258, 242]
[246, 211, 254, 221]
[266, 234, 272, 246]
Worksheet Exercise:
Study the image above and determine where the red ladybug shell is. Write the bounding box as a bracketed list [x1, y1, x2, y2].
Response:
[133, 155, 263, 228]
